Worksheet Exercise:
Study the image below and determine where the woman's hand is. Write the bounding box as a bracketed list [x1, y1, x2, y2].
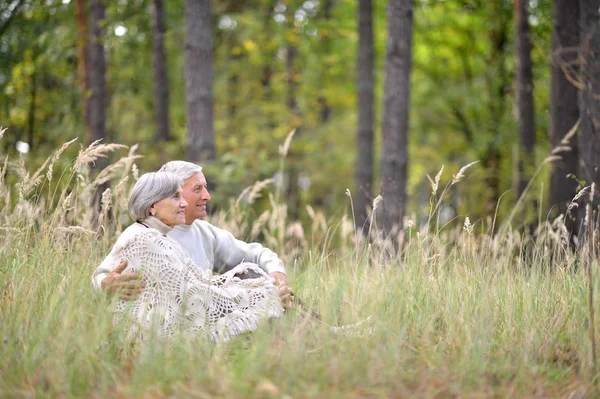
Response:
[269, 271, 293, 309]
[101, 261, 144, 301]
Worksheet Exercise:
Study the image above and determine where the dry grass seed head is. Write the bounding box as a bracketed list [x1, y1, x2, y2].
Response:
[560, 118, 580, 146]
[451, 161, 479, 185]
[567, 186, 590, 213]
[427, 165, 444, 196]
[55, 226, 99, 236]
[278, 129, 296, 157]
[372, 195, 383, 211]
[236, 178, 274, 206]
[74, 140, 127, 170]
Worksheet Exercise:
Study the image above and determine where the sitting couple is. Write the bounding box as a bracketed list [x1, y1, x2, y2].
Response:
[93, 161, 292, 341]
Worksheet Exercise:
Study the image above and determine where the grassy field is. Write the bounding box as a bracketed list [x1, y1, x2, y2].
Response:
[1, 137, 599, 398]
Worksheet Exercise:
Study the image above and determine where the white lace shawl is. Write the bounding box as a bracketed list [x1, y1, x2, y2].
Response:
[111, 222, 284, 342]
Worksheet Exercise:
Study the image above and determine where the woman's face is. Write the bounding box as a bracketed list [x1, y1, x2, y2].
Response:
[151, 186, 188, 227]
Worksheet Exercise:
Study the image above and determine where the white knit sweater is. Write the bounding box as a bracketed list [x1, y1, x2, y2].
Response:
[93, 219, 286, 291]
[100, 217, 283, 342]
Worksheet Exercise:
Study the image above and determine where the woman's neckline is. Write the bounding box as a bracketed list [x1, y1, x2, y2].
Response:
[140, 216, 173, 235]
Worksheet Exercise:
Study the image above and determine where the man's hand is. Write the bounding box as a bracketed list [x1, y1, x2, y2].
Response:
[101, 261, 144, 301]
[269, 271, 293, 309]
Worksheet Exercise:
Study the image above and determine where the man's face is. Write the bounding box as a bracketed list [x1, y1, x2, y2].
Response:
[182, 172, 211, 223]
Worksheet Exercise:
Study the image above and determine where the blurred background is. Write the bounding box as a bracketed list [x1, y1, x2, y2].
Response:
[0, 0, 597, 238]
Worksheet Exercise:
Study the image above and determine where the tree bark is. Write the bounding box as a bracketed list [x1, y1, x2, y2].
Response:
[88, 0, 107, 146]
[355, 0, 374, 233]
[260, 0, 278, 90]
[151, 0, 171, 142]
[88, 0, 109, 214]
[27, 65, 36, 148]
[378, 0, 414, 240]
[285, 38, 301, 220]
[317, 0, 333, 123]
[513, 0, 536, 202]
[578, 0, 600, 211]
[75, 0, 89, 144]
[484, 1, 510, 219]
[549, 0, 580, 235]
[184, 0, 215, 162]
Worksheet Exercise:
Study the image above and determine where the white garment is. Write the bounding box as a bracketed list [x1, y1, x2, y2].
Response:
[104, 217, 283, 342]
[93, 219, 286, 291]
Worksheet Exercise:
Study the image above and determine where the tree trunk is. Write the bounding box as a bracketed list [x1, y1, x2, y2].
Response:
[378, 0, 414, 240]
[227, 52, 242, 122]
[260, 0, 278, 91]
[354, 0, 374, 233]
[88, 0, 107, 147]
[184, 0, 215, 162]
[578, 0, 600, 213]
[483, 0, 510, 221]
[151, 0, 171, 143]
[317, 0, 333, 123]
[88, 0, 108, 214]
[513, 0, 536, 203]
[26, 65, 36, 148]
[74, 0, 89, 143]
[259, 0, 278, 132]
[549, 0, 580, 237]
[285, 39, 301, 220]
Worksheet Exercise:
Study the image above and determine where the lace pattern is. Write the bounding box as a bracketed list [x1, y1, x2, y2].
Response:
[111, 229, 283, 342]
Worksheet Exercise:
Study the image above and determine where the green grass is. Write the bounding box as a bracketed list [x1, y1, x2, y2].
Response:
[1, 231, 597, 398]
[0, 138, 598, 397]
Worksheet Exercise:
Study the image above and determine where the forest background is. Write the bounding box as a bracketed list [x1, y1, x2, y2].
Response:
[2, 0, 596, 237]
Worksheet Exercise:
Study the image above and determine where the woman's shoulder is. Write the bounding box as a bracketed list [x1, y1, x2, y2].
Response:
[113, 224, 170, 253]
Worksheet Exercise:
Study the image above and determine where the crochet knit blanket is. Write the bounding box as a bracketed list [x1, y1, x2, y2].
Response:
[111, 229, 284, 342]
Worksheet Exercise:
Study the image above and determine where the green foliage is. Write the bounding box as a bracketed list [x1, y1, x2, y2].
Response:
[0, 0, 556, 227]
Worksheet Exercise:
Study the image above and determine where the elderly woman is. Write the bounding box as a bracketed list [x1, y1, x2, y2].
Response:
[95, 172, 283, 342]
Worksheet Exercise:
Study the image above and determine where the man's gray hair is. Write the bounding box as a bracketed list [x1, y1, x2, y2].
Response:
[129, 172, 184, 221]
[158, 161, 203, 181]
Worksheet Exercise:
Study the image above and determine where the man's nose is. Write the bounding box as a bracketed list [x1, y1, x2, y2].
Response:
[203, 189, 211, 200]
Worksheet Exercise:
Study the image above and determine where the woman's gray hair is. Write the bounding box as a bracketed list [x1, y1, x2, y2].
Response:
[158, 161, 203, 181]
[129, 172, 184, 221]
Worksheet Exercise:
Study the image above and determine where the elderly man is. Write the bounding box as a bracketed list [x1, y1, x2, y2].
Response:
[93, 161, 293, 307]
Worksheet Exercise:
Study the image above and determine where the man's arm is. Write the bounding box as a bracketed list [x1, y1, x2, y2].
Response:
[203, 221, 293, 308]
[99, 261, 144, 300]
[204, 221, 286, 275]
[92, 224, 144, 300]
[93, 256, 143, 300]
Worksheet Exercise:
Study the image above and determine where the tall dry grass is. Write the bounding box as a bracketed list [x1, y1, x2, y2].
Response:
[0, 131, 599, 398]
